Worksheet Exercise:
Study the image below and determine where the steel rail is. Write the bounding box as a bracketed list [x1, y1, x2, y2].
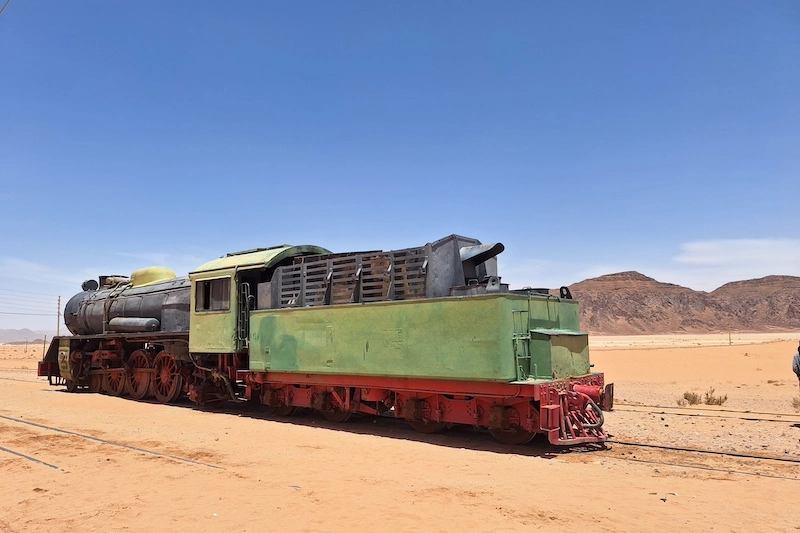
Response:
[612, 405, 800, 424]
[0, 414, 223, 470]
[617, 455, 799, 482]
[614, 402, 800, 419]
[0, 445, 60, 470]
[608, 439, 800, 465]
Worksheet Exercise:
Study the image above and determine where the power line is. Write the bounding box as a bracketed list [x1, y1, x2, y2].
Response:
[0, 0, 11, 16]
[0, 293, 57, 302]
[0, 287, 58, 298]
[0, 311, 55, 316]
[0, 297, 61, 308]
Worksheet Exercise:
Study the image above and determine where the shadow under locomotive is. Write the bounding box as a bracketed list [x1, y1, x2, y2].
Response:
[50, 385, 605, 458]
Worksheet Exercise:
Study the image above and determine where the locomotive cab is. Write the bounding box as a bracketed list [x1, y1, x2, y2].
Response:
[187, 245, 331, 354]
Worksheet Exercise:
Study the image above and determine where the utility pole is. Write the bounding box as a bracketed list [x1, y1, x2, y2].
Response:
[56, 296, 61, 336]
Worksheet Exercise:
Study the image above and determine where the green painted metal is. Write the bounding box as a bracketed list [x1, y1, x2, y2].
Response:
[191, 245, 331, 275]
[248, 292, 590, 382]
[528, 330, 590, 380]
[189, 269, 238, 353]
[188, 244, 331, 353]
[57, 338, 72, 380]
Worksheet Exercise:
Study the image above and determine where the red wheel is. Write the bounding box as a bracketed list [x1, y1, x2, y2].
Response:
[488, 407, 535, 445]
[126, 350, 151, 400]
[152, 351, 182, 404]
[89, 373, 102, 393]
[68, 350, 85, 391]
[408, 400, 445, 433]
[322, 410, 352, 423]
[272, 405, 297, 416]
[102, 369, 126, 397]
[488, 427, 536, 445]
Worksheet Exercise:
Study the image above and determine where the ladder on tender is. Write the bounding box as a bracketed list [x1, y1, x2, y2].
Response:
[512, 308, 531, 380]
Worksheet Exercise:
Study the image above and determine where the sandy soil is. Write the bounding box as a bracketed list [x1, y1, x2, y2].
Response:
[1, 335, 800, 533]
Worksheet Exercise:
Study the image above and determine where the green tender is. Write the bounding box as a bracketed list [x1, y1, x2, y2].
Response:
[248, 292, 590, 382]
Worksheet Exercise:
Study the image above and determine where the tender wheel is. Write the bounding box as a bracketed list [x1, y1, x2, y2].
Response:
[102, 370, 126, 397]
[409, 420, 446, 434]
[272, 405, 297, 416]
[126, 350, 151, 400]
[321, 410, 352, 423]
[407, 399, 445, 433]
[151, 351, 183, 404]
[488, 427, 536, 445]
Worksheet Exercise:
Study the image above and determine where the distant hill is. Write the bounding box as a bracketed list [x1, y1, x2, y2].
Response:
[570, 272, 800, 335]
[0, 329, 57, 344]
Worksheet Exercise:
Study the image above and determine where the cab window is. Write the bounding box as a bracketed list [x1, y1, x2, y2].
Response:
[195, 277, 231, 311]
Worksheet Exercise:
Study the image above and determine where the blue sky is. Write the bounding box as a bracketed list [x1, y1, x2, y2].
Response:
[1, 1, 798, 332]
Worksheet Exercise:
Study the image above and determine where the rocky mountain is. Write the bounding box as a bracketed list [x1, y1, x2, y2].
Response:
[570, 272, 800, 335]
[0, 329, 55, 344]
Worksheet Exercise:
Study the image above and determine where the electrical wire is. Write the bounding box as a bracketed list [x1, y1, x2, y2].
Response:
[0, 311, 59, 316]
[0, 288, 58, 299]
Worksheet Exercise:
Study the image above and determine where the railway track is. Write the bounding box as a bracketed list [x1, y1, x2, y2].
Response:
[604, 439, 800, 481]
[0, 369, 39, 384]
[0, 413, 223, 470]
[603, 404, 800, 481]
[613, 402, 800, 424]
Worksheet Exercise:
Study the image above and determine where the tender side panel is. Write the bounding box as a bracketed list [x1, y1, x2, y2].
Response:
[248, 293, 590, 382]
[250, 294, 516, 380]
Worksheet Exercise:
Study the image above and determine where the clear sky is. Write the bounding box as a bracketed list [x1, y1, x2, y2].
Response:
[1, 1, 798, 332]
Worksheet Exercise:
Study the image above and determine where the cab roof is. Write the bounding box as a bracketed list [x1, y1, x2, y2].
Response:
[190, 244, 331, 276]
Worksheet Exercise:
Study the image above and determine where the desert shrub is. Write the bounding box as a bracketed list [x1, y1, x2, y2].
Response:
[681, 391, 701, 405]
[703, 387, 728, 406]
[792, 397, 800, 411]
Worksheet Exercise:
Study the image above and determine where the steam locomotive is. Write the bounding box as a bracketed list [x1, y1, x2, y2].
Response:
[38, 235, 613, 445]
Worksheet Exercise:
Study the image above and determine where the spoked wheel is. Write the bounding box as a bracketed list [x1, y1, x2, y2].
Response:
[89, 373, 102, 393]
[409, 420, 446, 434]
[488, 427, 536, 445]
[151, 351, 183, 404]
[126, 349, 151, 400]
[102, 369, 126, 397]
[321, 410, 352, 423]
[67, 351, 85, 392]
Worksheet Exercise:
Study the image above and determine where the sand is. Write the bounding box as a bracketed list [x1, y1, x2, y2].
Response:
[1, 335, 799, 533]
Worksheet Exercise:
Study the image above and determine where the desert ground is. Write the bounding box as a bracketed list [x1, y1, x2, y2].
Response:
[1, 334, 799, 533]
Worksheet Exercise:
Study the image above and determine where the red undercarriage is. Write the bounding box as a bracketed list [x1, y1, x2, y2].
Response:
[242, 371, 611, 446]
[38, 343, 613, 446]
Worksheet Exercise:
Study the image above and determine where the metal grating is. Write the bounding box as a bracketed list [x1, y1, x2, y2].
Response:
[391, 247, 428, 300]
[275, 247, 429, 308]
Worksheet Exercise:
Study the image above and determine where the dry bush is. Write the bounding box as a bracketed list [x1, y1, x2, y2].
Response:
[792, 397, 800, 411]
[703, 387, 728, 406]
[679, 391, 701, 406]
